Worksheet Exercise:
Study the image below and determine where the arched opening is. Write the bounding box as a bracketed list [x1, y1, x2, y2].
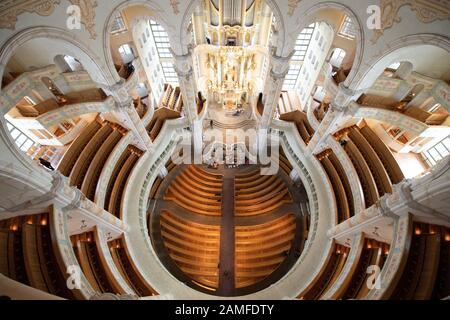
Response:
[0, 34, 110, 170]
[354, 43, 450, 178]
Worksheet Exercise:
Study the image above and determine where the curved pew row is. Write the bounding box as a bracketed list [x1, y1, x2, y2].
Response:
[279, 148, 293, 176]
[279, 110, 315, 145]
[234, 171, 292, 217]
[57, 119, 102, 177]
[149, 159, 176, 200]
[70, 229, 130, 295]
[334, 123, 405, 209]
[390, 223, 450, 300]
[164, 165, 223, 217]
[106, 146, 145, 219]
[334, 128, 379, 208]
[340, 239, 389, 299]
[235, 214, 296, 289]
[109, 238, 157, 297]
[316, 149, 353, 223]
[0, 214, 75, 299]
[159, 210, 221, 291]
[300, 243, 350, 300]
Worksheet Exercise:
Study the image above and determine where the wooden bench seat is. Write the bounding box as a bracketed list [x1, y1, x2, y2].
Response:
[109, 238, 156, 297]
[57, 120, 102, 176]
[235, 214, 296, 288]
[81, 128, 124, 200]
[108, 151, 140, 218]
[318, 151, 350, 223]
[159, 211, 220, 289]
[69, 123, 113, 188]
[348, 127, 393, 196]
[359, 125, 404, 184]
[301, 244, 349, 299]
[342, 138, 379, 208]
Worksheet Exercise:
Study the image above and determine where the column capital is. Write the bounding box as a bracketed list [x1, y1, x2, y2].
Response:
[333, 83, 363, 109]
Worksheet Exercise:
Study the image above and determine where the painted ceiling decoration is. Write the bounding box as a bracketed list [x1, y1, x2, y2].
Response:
[0, 0, 61, 29]
[371, 0, 450, 43]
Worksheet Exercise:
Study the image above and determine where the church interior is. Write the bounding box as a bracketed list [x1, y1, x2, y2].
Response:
[0, 0, 449, 301]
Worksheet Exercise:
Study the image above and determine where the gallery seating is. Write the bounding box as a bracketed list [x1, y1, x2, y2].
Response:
[301, 244, 349, 299]
[391, 223, 447, 299]
[109, 237, 157, 297]
[0, 214, 74, 299]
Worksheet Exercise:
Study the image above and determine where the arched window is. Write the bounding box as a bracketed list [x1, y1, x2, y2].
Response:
[329, 48, 346, 68]
[118, 44, 135, 64]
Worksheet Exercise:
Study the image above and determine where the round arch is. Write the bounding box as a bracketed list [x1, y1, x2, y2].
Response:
[0, 27, 113, 89]
[285, 2, 365, 86]
[102, 1, 176, 85]
[0, 27, 114, 172]
[350, 34, 450, 91]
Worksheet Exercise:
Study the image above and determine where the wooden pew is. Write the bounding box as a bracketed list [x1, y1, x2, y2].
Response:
[104, 149, 132, 211]
[235, 171, 292, 217]
[71, 231, 119, 294]
[341, 137, 379, 208]
[108, 149, 141, 219]
[359, 125, 404, 184]
[341, 239, 389, 299]
[57, 120, 102, 176]
[81, 127, 125, 200]
[164, 165, 223, 217]
[109, 238, 156, 297]
[301, 244, 349, 299]
[391, 223, 442, 299]
[159, 211, 220, 289]
[235, 214, 296, 288]
[69, 122, 114, 189]
[20, 214, 74, 298]
[280, 110, 315, 145]
[317, 150, 350, 223]
[348, 126, 393, 196]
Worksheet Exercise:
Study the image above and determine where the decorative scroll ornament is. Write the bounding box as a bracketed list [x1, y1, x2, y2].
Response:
[69, 0, 98, 40]
[0, 0, 61, 29]
[371, 0, 450, 43]
[287, 0, 301, 16]
[170, 0, 180, 15]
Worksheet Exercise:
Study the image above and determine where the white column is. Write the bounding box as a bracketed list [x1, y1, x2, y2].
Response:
[173, 49, 203, 163]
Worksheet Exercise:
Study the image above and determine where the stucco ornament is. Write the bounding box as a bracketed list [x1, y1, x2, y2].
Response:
[0, 0, 61, 29]
[70, 0, 98, 40]
[170, 0, 180, 15]
[372, 0, 450, 43]
[287, 0, 301, 17]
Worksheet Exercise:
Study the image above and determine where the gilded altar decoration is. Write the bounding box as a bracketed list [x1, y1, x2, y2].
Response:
[371, 0, 450, 43]
[70, 0, 98, 40]
[0, 0, 61, 29]
[287, 0, 301, 16]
